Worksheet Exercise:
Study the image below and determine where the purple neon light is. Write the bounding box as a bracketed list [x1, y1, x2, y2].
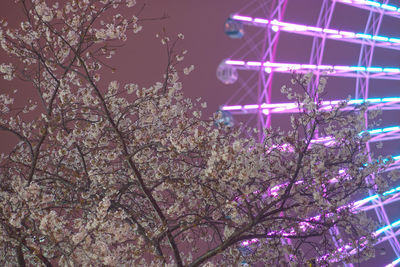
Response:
[222, 97, 400, 113]
[226, 59, 400, 75]
[225, 60, 245, 66]
[231, 15, 400, 46]
[336, 0, 400, 14]
[320, 216, 400, 264]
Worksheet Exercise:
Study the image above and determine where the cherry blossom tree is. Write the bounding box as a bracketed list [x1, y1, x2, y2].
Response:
[0, 0, 395, 266]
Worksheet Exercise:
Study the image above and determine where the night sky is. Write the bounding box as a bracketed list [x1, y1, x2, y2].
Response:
[1, 0, 400, 266]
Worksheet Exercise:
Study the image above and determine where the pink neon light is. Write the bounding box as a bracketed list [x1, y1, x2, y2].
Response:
[232, 14, 400, 49]
[232, 15, 252, 22]
[339, 30, 356, 37]
[306, 26, 323, 32]
[226, 60, 400, 77]
[334, 66, 351, 70]
[225, 60, 245, 65]
[254, 18, 269, 24]
[247, 61, 262, 66]
[271, 25, 279, 32]
[323, 28, 339, 34]
[318, 65, 333, 70]
[243, 104, 259, 109]
[222, 105, 242, 111]
[260, 102, 298, 109]
[301, 64, 317, 69]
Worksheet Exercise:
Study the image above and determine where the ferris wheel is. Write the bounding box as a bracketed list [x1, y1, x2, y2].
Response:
[217, 0, 400, 266]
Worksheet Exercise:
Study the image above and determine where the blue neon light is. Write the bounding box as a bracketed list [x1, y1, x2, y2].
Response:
[365, 0, 381, 7]
[368, 129, 382, 134]
[376, 218, 400, 235]
[348, 99, 364, 104]
[356, 33, 373, 39]
[347, 97, 400, 104]
[382, 126, 400, 132]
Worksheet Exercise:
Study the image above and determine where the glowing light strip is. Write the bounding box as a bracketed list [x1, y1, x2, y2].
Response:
[360, 126, 400, 136]
[231, 15, 400, 45]
[386, 257, 400, 267]
[312, 126, 400, 145]
[222, 97, 400, 112]
[225, 59, 400, 74]
[336, 0, 400, 15]
[240, 154, 400, 253]
[326, 216, 400, 263]
[375, 218, 400, 235]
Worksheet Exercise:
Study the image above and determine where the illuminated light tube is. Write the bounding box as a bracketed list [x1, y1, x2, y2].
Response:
[246, 61, 262, 66]
[301, 64, 317, 69]
[231, 15, 252, 22]
[356, 33, 372, 39]
[226, 60, 400, 76]
[323, 28, 339, 34]
[384, 68, 400, 73]
[333, 0, 400, 17]
[350, 66, 366, 71]
[365, 0, 381, 7]
[329, 216, 400, 264]
[382, 97, 400, 102]
[348, 99, 364, 104]
[243, 104, 259, 109]
[368, 129, 382, 134]
[221, 105, 242, 111]
[366, 67, 383, 72]
[366, 98, 382, 103]
[231, 14, 400, 45]
[318, 65, 333, 70]
[340, 30, 356, 37]
[334, 66, 351, 70]
[373, 35, 389, 42]
[383, 126, 400, 132]
[225, 60, 245, 65]
[223, 98, 400, 113]
[271, 25, 279, 32]
[260, 102, 298, 108]
[306, 26, 323, 32]
[238, 152, 400, 248]
[381, 4, 397, 11]
[270, 20, 293, 27]
[254, 18, 269, 24]
[375, 218, 400, 235]
[385, 257, 400, 267]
